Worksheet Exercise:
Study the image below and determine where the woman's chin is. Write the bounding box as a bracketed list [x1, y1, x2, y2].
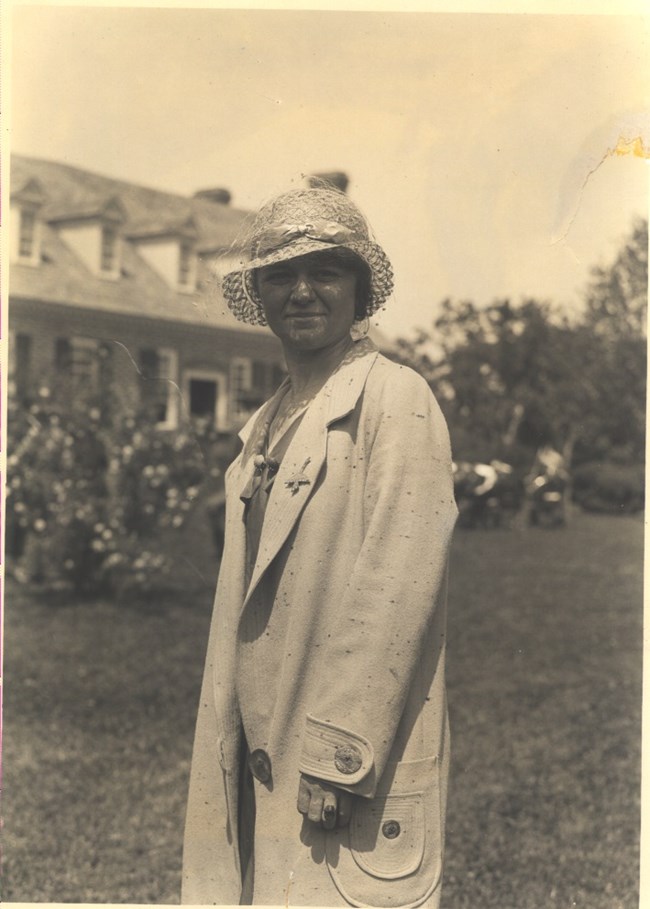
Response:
[287, 328, 323, 345]
[283, 324, 334, 349]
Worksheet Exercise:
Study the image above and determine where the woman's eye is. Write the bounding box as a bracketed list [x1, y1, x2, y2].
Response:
[312, 269, 339, 281]
[261, 270, 292, 285]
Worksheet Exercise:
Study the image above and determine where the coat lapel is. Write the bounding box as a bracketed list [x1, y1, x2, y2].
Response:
[240, 341, 379, 610]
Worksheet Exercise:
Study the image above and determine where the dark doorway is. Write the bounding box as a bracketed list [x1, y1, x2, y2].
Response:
[189, 378, 217, 419]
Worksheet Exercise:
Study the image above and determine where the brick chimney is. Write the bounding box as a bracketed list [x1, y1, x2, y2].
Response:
[307, 171, 349, 193]
[193, 187, 232, 205]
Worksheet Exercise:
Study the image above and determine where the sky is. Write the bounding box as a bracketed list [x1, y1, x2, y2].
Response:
[8, 3, 650, 339]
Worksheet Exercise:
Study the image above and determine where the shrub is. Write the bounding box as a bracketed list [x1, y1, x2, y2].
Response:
[572, 461, 645, 514]
[6, 391, 231, 597]
[6, 398, 110, 591]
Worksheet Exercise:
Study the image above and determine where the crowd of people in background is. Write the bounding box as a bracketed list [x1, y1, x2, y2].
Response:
[453, 445, 570, 531]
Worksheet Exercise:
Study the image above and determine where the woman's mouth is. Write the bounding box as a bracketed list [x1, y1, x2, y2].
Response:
[285, 312, 325, 319]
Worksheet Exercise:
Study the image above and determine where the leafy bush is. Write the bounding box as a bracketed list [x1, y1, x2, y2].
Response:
[6, 398, 109, 589]
[572, 461, 645, 514]
[6, 390, 230, 597]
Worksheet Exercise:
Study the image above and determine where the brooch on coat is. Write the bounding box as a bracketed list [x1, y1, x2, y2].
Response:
[285, 458, 311, 495]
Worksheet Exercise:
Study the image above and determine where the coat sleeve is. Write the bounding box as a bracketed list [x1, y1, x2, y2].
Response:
[297, 366, 457, 797]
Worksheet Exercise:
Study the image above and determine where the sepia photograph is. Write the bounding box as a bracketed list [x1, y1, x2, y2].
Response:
[3, 3, 648, 907]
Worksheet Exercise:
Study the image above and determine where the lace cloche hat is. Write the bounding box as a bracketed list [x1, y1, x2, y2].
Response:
[221, 187, 394, 326]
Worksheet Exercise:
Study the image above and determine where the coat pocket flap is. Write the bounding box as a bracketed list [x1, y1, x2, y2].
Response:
[351, 793, 424, 879]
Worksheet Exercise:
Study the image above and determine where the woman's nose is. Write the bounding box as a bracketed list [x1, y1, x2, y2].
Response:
[290, 276, 315, 303]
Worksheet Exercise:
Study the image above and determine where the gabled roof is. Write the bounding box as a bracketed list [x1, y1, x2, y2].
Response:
[10, 154, 266, 334]
[126, 213, 199, 241]
[47, 194, 127, 225]
[11, 155, 248, 250]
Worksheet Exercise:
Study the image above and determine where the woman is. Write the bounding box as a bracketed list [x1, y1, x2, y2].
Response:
[182, 186, 457, 907]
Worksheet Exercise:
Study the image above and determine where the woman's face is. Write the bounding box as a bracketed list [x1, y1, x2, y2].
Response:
[255, 251, 358, 353]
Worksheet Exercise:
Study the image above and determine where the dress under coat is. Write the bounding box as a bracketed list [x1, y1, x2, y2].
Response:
[182, 340, 458, 907]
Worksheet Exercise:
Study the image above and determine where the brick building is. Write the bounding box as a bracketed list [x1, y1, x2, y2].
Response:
[9, 155, 285, 431]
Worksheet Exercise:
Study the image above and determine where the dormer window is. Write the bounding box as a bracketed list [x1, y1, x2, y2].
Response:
[101, 225, 118, 273]
[19, 209, 37, 258]
[48, 195, 125, 280]
[11, 177, 46, 266]
[129, 215, 198, 291]
[178, 242, 193, 288]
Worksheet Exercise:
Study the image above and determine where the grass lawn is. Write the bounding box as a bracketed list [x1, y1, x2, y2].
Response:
[2, 510, 643, 906]
[444, 512, 643, 909]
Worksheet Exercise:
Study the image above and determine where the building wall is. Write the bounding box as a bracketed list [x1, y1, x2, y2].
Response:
[10, 297, 284, 430]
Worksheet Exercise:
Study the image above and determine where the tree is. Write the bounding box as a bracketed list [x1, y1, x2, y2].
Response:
[404, 297, 600, 465]
[576, 217, 647, 464]
[584, 217, 647, 340]
[396, 218, 647, 469]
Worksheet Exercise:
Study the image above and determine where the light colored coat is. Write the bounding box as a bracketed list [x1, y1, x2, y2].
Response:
[182, 342, 457, 907]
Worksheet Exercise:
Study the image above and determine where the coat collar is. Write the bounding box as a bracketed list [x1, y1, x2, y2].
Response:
[234, 338, 379, 609]
[237, 337, 379, 458]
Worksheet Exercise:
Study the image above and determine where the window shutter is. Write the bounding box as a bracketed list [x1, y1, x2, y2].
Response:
[98, 342, 113, 388]
[252, 360, 268, 393]
[272, 363, 286, 388]
[139, 348, 160, 380]
[55, 338, 72, 372]
[138, 348, 177, 425]
[12, 333, 32, 400]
